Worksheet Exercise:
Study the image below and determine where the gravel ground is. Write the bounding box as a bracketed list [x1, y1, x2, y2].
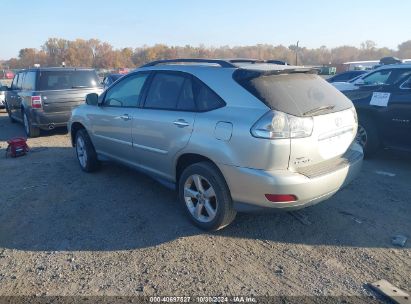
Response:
[0, 110, 410, 300]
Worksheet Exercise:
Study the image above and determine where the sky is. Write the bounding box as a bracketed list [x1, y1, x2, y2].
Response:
[2, 0, 411, 60]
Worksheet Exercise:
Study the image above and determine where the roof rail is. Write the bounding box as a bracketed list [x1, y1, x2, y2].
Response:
[140, 59, 237, 68]
[228, 59, 265, 64]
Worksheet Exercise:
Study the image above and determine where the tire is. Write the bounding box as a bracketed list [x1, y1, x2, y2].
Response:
[75, 129, 100, 172]
[23, 111, 40, 137]
[6, 103, 16, 123]
[356, 115, 380, 158]
[178, 161, 237, 231]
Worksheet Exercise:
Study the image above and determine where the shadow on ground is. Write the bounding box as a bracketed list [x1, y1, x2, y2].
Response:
[0, 111, 410, 252]
[0, 112, 68, 142]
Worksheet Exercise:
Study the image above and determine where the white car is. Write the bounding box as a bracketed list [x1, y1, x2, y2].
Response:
[0, 82, 6, 108]
[332, 64, 411, 92]
[332, 72, 371, 91]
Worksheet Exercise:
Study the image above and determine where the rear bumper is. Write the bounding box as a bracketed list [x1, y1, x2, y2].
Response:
[219, 143, 363, 211]
[30, 110, 71, 129]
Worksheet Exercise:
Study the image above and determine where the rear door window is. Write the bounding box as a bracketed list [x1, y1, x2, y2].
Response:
[176, 78, 196, 111]
[22, 71, 36, 90]
[144, 72, 186, 110]
[234, 70, 352, 116]
[11, 74, 19, 90]
[16, 73, 24, 90]
[143, 72, 224, 112]
[37, 70, 99, 90]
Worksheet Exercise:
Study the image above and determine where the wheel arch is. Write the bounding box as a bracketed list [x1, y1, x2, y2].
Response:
[175, 153, 224, 183]
[356, 108, 382, 136]
[70, 122, 86, 146]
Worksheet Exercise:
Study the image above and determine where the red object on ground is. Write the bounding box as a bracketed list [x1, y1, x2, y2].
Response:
[6, 137, 29, 158]
[5, 70, 14, 79]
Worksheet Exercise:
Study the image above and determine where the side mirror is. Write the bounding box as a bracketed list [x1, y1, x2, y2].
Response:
[0, 86, 8, 91]
[85, 93, 99, 106]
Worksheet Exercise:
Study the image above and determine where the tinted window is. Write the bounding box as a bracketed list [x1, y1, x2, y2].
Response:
[177, 78, 196, 111]
[362, 69, 411, 86]
[234, 70, 352, 117]
[144, 73, 186, 110]
[16, 73, 24, 90]
[11, 74, 19, 90]
[37, 70, 99, 90]
[22, 71, 36, 90]
[193, 79, 225, 111]
[104, 73, 149, 107]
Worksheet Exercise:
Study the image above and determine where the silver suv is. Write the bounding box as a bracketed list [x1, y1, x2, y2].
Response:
[68, 59, 363, 231]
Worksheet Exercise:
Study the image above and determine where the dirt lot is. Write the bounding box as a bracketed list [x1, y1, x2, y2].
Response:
[0, 110, 410, 300]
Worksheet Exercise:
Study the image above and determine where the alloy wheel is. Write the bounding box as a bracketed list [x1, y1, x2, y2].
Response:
[356, 124, 367, 148]
[183, 174, 218, 223]
[76, 136, 88, 168]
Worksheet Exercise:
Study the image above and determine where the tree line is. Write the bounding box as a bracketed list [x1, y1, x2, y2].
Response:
[2, 38, 411, 69]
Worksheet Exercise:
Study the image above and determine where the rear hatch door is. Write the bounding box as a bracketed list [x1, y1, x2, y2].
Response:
[37, 69, 102, 113]
[234, 70, 358, 173]
[40, 88, 102, 113]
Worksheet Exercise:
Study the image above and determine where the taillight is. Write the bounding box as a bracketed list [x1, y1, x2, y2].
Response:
[31, 96, 42, 109]
[265, 194, 298, 203]
[251, 110, 313, 139]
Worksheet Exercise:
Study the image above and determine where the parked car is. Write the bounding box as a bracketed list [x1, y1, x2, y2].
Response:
[1, 70, 15, 79]
[316, 66, 337, 75]
[343, 64, 411, 156]
[102, 74, 123, 90]
[0, 81, 6, 108]
[4, 67, 102, 137]
[327, 70, 368, 83]
[332, 71, 373, 92]
[68, 58, 363, 231]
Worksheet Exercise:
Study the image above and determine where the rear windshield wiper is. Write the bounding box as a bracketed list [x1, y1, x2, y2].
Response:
[303, 105, 335, 116]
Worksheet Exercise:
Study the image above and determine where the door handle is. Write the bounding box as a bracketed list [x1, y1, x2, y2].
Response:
[119, 114, 131, 121]
[173, 119, 190, 128]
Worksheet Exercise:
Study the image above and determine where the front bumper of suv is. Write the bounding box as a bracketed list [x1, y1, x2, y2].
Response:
[219, 143, 363, 211]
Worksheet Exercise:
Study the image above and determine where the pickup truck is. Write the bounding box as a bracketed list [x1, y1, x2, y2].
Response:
[3, 67, 102, 137]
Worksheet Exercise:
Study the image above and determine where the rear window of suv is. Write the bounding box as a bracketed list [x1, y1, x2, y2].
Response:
[37, 70, 99, 90]
[234, 70, 353, 117]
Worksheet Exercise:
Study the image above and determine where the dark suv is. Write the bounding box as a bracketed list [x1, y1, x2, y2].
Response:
[4, 67, 102, 137]
[343, 64, 411, 156]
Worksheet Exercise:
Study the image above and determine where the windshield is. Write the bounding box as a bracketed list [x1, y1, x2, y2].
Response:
[38, 70, 99, 90]
[361, 69, 411, 86]
[234, 70, 353, 117]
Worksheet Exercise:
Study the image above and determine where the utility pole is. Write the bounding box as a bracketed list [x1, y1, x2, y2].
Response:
[295, 41, 299, 66]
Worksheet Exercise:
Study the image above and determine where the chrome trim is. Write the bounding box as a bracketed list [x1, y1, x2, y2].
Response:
[173, 120, 190, 127]
[318, 126, 354, 141]
[94, 134, 133, 146]
[132, 143, 168, 154]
